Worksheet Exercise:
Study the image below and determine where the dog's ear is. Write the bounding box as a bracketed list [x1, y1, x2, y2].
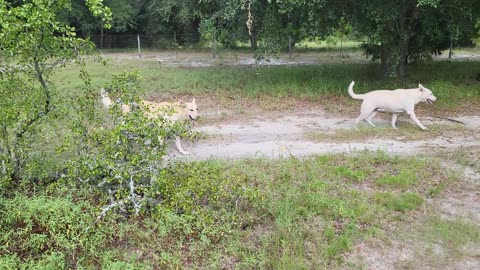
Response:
[192, 97, 196, 103]
[418, 84, 424, 91]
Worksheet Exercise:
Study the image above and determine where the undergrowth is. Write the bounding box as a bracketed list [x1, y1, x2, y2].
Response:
[1, 151, 450, 268]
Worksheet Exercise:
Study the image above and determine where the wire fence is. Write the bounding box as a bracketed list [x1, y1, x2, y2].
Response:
[85, 34, 202, 50]
[84, 33, 297, 60]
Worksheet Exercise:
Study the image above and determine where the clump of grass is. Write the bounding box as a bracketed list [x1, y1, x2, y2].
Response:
[375, 170, 418, 188]
[373, 192, 424, 212]
[334, 165, 367, 182]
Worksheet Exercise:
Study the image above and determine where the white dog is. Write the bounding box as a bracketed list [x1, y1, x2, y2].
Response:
[101, 88, 198, 154]
[348, 81, 437, 130]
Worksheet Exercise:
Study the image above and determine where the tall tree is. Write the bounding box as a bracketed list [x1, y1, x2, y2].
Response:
[64, 0, 137, 40]
[349, 0, 480, 77]
[139, 0, 202, 43]
[247, 0, 339, 59]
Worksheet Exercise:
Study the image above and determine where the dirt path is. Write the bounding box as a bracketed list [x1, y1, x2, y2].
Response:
[182, 112, 480, 160]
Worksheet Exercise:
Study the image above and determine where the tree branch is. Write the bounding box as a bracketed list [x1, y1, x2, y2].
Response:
[11, 28, 53, 178]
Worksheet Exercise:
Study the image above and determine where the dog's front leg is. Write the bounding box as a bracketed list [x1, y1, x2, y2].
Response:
[407, 110, 427, 130]
[175, 136, 190, 155]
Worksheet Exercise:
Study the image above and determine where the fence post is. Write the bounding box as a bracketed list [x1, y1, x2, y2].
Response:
[173, 31, 178, 58]
[137, 34, 141, 59]
[212, 35, 216, 59]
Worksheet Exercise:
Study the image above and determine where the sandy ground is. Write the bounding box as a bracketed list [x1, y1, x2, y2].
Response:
[179, 112, 480, 160]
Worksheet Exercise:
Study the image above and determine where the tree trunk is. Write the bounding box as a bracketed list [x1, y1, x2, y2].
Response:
[398, 38, 409, 78]
[448, 34, 453, 59]
[396, 0, 416, 78]
[250, 31, 257, 51]
[212, 36, 216, 59]
[380, 43, 391, 77]
[100, 24, 104, 50]
[10, 58, 52, 180]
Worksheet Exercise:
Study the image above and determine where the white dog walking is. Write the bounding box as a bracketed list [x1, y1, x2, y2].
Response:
[348, 81, 437, 130]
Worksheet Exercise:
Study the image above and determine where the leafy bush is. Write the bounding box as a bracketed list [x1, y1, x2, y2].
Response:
[0, 0, 111, 184]
[62, 71, 252, 224]
[0, 159, 256, 268]
[0, 194, 111, 268]
[63, 71, 174, 215]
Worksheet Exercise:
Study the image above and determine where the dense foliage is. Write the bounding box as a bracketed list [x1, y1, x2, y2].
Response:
[0, 0, 111, 184]
[0, 0, 253, 219]
[59, 0, 480, 76]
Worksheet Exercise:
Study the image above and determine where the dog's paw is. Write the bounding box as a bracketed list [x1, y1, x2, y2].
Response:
[180, 150, 191, 155]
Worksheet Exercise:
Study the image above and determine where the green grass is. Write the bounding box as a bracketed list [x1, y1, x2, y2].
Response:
[0, 152, 456, 269]
[297, 39, 363, 50]
[375, 170, 418, 188]
[425, 217, 480, 255]
[390, 216, 480, 269]
[212, 152, 452, 268]
[51, 58, 480, 109]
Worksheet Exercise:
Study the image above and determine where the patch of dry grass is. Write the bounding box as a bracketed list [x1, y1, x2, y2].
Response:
[305, 123, 467, 142]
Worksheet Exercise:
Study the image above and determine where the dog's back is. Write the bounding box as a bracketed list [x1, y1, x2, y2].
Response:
[142, 101, 184, 121]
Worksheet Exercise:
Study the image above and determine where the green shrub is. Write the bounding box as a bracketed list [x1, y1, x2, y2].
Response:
[0, 194, 111, 268]
[62, 72, 250, 223]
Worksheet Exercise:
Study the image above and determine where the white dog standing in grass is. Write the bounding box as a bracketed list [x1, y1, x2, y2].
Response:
[348, 81, 437, 130]
[101, 88, 198, 155]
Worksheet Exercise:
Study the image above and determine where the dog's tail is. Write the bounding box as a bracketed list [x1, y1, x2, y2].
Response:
[347, 81, 365, 100]
[100, 88, 113, 108]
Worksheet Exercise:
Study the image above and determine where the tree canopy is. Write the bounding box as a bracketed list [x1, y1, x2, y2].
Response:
[62, 0, 480, 77]
[3, 0, 480, 77]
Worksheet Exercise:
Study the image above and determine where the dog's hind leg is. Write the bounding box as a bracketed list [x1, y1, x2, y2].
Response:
[355, 105, 376, 128]
[174, 136, 190, 155]
[391, 113, 399, 129]
[365, 111, 378, 127]
[355, 112, 372, 127]
[406, 110, 427, 130]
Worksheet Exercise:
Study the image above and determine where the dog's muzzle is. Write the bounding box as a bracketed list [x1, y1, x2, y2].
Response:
[426, 98, 434, 104]
[189, 115, 197, 120]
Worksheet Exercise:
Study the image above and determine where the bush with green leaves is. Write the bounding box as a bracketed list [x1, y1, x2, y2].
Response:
[0, 193, 113, 268]
[64, 71, 250, 223]
[0, 0, 111, 184]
